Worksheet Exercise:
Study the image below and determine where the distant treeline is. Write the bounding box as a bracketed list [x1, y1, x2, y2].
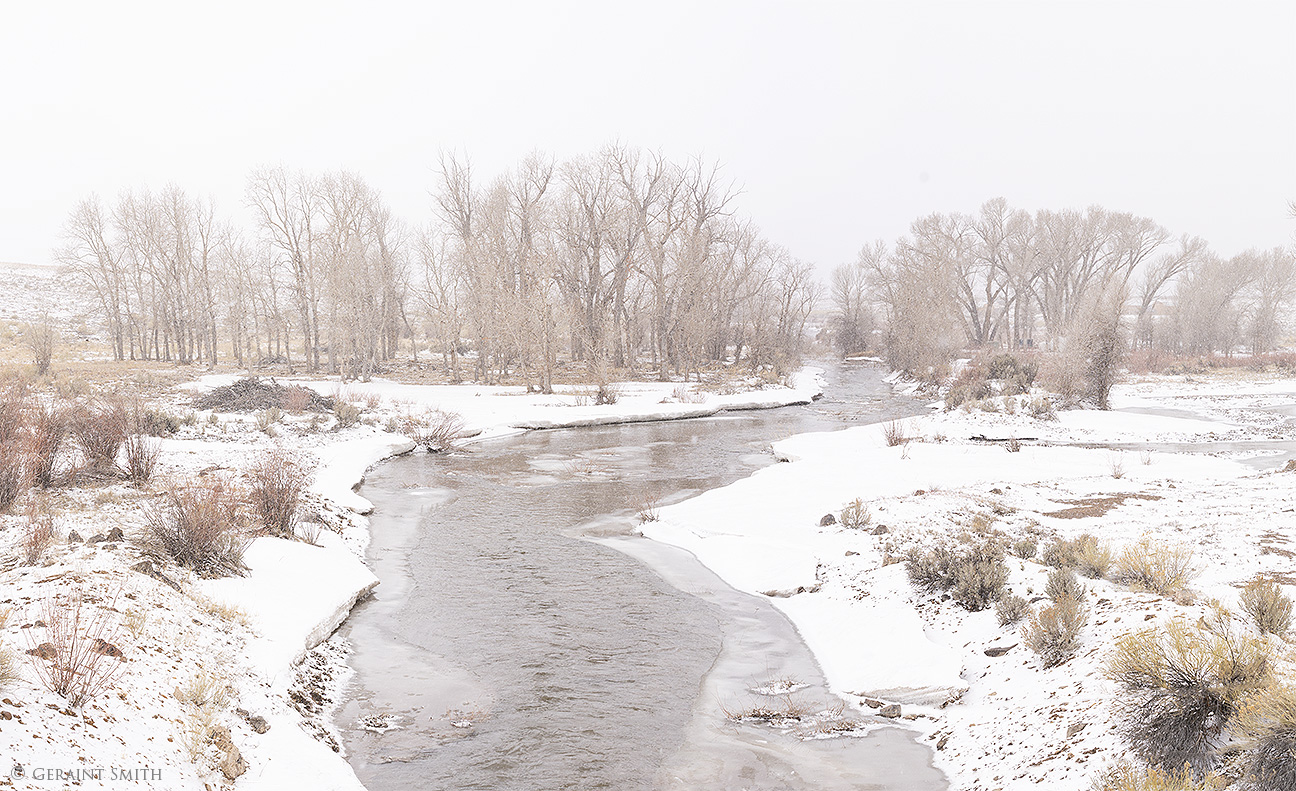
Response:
[57, 147, 820, 387]
[829, 198, 1296, 374]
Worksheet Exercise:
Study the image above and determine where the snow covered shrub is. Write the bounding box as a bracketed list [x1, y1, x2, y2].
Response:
[1235, 686, 1296, 791]
[24, 402, 65, 488]
[1046, 568, 1087, 603]
[1106, 618, 1271, 773]
[145, 481, 248, 577]
[1043, 533, 1111, 578]
[248, 450, 311, 538]
[595, 383, 619, 405]
[121, 431, 159, 483]
[1023, 595, 1087, 667]
[137, 408, 180, 437]
[400, 409, 465, 452]
[907, 540, 1007, 611]
[996, 594, 1030, 626]
[839, 498, 872, 529]
[882, 419, 909, 447]
[1011, 537, 1037, 559]
[1239, 579, 1293, 638]
[25, 589, 127, 708]
[256, 407, 282, 433]
[1112, 538, 1198, 596]
[70, 398, 127, 470]
[1028, 395, 1057, 420]
[1089, 761, 1224, 791]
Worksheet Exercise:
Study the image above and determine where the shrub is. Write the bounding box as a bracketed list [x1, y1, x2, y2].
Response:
[24, 318, 55, 376]
[145, 481, 249, 577]
[996, 594, 1031, 626]
[839, 498, 872, 529]
[882, 419, 908, 447]
[255, 407, 282, 433]
[137, 409, 180, 437]
[1090, 761, 1224, 791]
[1023, 595, 1087, 667]
[24, 589, 127, 707]
[22, 498, 56, 565]
[333, 402, 361, 428]
[121, 433, 160, 483]
[1235, 686, 1296, 791]
[1043, 533, 1112, 578]
[908, 540, 1007, 611]
[1028, 395, 1057, 420]
[70, 399, 128, 470]
[595, 383, 619, 405]
[1239, 579, 1293, 638]
[1112, 538, 1198, 596]
[247, 450, 311, 538]
[400, 409, 466, 452]
[1046, 567, 1087, 602]
[1106, 618, 1271, 773]
[24, 403, 65, 488]
[0, 440, 24, 513]
[0, 645, 17, 690]
[1012, 537, 1037, 559]
[0, 387, 27, 445]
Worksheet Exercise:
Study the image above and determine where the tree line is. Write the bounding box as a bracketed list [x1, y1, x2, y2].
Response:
[57, 146, 820, 388]
[831, 198, 1296, 377]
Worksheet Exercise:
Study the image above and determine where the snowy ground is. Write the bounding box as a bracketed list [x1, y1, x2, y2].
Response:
[643, 373, 1296, 790]
[0, 369, 821, 789]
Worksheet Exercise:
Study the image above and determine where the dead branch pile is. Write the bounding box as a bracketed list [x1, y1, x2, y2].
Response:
[194, 378, 333, 413]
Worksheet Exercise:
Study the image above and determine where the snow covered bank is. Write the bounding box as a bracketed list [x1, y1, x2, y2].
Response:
[643, 372, 1296, 790]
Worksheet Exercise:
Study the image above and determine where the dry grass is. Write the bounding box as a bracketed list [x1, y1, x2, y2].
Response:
[1107, 617, 1271, 773]
[1112, 538, 1199, 596]
[22, 497, 56, 565]
[1239, 579, 1293, 638]
[882, 419, 909, 447]
[1235, 685, 1296, 791]
[70, 398, 127, 470]
[1089, 761, 1224, 791]
[839, 498, 872, 529]
[144, 480, 249, 577]
[0, 438, 25, 513]
[121, 431, 160, 483]
[24, 589, 128, 708]
[0, 644, 18, 690]
[24, 402, 65, 488]
[247, 450, 311, 538]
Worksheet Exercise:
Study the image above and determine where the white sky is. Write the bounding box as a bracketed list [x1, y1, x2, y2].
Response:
[2, 0, 1293, 271]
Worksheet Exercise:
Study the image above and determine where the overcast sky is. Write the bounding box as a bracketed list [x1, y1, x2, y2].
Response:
[2, 0, 1293, 271]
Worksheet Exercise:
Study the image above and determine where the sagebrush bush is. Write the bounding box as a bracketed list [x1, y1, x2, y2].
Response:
[839, 498, 871, 529]
[1106, 618, 1271, 773]
[1112, 538, 1198, 596]
[332, 402, 361, 428]
[1043, 533, 1111, 578]
[1028, 395, 1057, 420]
[1012, 537, 1038, 559]
[1236, 686, 1296, 791]
[1046, 567, 1087, 602]
[996, 594, 1030, 626]
[145, 481, 248, 577]
[907, 540, 1007, 611]
[1239, 579, 1293, 637]
[1023, 595, 1087, 667]
[248, 450, 311, 537]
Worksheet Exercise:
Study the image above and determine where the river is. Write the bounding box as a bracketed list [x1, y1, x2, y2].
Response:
[336, 361, 945, 790]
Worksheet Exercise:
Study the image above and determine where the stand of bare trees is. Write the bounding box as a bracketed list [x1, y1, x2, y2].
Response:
[58, 148, 819, 385]
[832, 198, 1296, 381]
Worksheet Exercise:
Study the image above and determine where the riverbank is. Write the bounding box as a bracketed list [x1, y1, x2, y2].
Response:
[642, 370, 1296, 789]
[0, 368, 822, 789]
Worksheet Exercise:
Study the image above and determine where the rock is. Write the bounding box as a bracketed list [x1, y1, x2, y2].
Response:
[845, 550, 859, 557]
[1067, 721, 1086, 738]
[984, 644, 1016, 657]
[936, 734, 949, 750]
[237, 709, 271, 734]
[819, 513, 837, 526]
[989, 487, 1004, 495]
[871, 525, 889, 535]
[863, 698, 884, 709]
[87, 534, 107, 544]
[210, 726, 248, 779]
[27, 643, 57, 660]
[878, 704, 902, 718]
[105, 527, 124, 542]
[66, 531, 83, 543]
[1283, 460, 1296, 473]
[131, 560, 155, 574]
[92, 638, 124, 658]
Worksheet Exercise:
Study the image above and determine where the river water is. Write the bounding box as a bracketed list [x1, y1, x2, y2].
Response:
[336, 362, 943, 790]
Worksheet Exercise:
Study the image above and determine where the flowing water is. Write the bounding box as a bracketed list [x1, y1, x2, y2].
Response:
[336, 362, 943, 790]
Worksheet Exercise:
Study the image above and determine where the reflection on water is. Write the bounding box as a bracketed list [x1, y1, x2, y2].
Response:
[337, 362, 942, 790]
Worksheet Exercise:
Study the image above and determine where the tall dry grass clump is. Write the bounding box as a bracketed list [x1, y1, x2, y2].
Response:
[25, 589, 127, 708]
[247, 450, 311, 537]
[1239, 579, 1293, 638]
[1106, 618, 1271, 773]
[70, 398, 128, 470]
[22, 497, 57, 565]
[24, 403, 65, 488]
[1111, 538, 1198, 596]
[882, 419, 909, 447]
[145, 481, 248, 577]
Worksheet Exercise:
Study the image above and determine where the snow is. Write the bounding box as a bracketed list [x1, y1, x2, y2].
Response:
[639, 371, 1296, 790]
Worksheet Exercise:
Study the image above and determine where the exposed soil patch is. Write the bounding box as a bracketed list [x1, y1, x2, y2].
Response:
[1042, 493, 1163, 519]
